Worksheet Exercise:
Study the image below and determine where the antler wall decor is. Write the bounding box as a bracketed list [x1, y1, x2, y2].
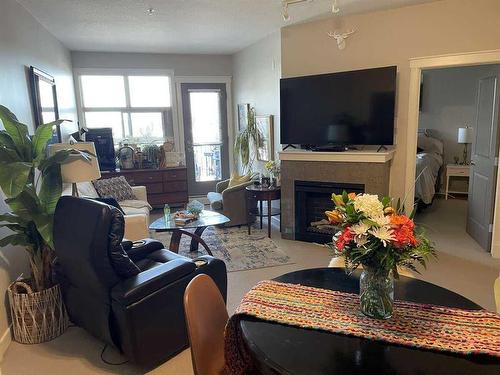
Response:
[327, 29, 356, 50]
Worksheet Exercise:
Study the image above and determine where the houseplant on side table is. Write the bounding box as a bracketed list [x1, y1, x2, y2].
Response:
[0, 105, 92, 343]
[325, 192, 436, 319]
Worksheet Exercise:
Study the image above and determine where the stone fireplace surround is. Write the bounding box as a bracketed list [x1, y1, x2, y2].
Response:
[279, 150, 394, 240]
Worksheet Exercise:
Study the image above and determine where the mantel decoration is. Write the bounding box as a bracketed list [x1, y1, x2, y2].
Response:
[234, 107, 264, 174]
[0, 105, 93, 343]
[325, 192, 436, 319]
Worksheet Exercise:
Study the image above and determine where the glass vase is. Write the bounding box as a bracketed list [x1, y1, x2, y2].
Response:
[359, 267, 394, 319]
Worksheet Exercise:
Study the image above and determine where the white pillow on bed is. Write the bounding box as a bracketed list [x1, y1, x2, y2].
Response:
[417, 134, 444, 155]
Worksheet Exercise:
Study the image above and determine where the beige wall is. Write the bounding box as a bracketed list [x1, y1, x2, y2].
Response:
[71, 51, 233, 76]
[0, 0, 77, 358]
[232, 31, 282, 173]
[281, 0, 500, 200]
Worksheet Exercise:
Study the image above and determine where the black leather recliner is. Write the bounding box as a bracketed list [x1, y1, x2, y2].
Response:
[53, 196, 227, 368]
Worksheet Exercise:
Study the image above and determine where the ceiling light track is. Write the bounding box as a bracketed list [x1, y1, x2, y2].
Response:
[282, 0, 340, 22]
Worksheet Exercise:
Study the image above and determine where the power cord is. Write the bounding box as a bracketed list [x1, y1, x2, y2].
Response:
[100, 344, 129, 366]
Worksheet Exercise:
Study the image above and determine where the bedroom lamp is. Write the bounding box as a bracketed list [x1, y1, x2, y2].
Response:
[50, 142, 101, 196]
[457, 126, 473, 165]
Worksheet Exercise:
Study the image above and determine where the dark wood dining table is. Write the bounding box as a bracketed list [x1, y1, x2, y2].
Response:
[238, 268, 500, 375]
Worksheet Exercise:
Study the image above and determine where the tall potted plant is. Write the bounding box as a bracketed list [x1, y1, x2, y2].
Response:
[234, 107, 264, 173]
[0, 105, 91, 343]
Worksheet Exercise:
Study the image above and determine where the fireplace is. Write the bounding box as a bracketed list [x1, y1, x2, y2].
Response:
[295, 180, 364, 243]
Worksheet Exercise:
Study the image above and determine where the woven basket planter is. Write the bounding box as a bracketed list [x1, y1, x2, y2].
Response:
[7, 280, 69, 344]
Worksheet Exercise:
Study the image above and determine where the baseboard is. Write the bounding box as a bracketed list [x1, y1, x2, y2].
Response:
[0, 326, 11, 362]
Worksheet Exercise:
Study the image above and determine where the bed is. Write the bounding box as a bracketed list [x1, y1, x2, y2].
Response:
[415, 131, 444, 205]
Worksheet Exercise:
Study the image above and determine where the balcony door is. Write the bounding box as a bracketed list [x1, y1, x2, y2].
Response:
[180, 83, 229, 196]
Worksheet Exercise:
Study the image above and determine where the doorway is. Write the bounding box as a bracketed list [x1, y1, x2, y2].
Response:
[406, 51, 500, 257]
[180, 83, 230, 196]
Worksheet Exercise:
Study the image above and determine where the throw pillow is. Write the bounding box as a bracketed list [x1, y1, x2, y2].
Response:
[228, 173, 252, 188]
[93, 176, 136, 202]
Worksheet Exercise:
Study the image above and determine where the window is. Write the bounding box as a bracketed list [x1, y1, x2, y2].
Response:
[78, 73, 174, 144]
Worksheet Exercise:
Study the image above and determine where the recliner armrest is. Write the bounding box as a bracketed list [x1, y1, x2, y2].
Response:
[131, 185, 148, 202]
[222, 180, 254, 197]
[111, 259, 196, 306]
[124, 239, 164, 262]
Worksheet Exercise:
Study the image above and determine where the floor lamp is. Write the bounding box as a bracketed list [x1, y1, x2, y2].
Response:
[50, 142, 101, 196]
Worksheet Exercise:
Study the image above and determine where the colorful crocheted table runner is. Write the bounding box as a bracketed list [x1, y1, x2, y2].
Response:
[224, 280, 500, 375]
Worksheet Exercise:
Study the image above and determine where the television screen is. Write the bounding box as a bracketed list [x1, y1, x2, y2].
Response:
[280, 66, 396, 146]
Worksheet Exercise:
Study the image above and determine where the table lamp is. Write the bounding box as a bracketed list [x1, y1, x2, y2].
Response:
[50, 142, 101, 196]
[457, 126, 472, 165]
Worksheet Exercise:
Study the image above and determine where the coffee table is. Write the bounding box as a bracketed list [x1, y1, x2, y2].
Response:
[149, 210, 229, 256]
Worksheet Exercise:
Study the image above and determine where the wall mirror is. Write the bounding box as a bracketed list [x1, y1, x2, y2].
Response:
[29, 66, 61, 141]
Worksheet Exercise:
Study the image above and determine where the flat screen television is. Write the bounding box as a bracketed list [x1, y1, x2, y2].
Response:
[280, 66, 396, 147]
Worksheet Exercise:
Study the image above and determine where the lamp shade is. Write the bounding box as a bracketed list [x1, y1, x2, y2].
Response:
[49, 142, 101, 183]
[458, 127, 473, 144]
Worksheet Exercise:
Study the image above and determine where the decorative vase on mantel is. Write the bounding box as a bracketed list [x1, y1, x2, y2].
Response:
[359, 267, 394, 320]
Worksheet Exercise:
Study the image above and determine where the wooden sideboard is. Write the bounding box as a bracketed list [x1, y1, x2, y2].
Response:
[101, 167, 188, 208]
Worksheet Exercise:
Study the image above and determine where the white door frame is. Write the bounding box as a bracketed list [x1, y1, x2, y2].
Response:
[405, 49, 500, 258]
[174, 76, 234, 173]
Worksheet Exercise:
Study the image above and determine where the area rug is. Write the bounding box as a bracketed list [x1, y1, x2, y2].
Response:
[152, 226, 293, 272]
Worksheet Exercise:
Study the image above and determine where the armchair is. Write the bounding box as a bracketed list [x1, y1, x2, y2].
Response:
[207, 179, 255, 226]
[53, 196, 227, 368]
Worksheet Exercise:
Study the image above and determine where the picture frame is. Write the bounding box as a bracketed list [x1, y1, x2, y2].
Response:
[28, 66, 61, 142]
[237, 103, 250, 131]
[256, 114, 274, 162]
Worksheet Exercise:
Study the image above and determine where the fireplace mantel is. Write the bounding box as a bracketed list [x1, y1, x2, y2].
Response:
[279, 149, 395, 163]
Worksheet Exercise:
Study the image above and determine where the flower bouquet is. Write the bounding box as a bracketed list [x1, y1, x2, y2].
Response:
[325, 192, 435, 319]
[264, 160, 280, 186]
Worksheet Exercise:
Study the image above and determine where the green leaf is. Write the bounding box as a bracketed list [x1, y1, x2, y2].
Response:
[0, 213, 27, 224]
[5, 189, 41, 220]
[381, 196, 391, 208]
[0, 223, 26, 233]
[0, 162, 32, 198]
[362, 219, 378, 227]
[409, 205, 417, 220]
[0, 146, 20, 163]
[342, 191, 349, 203]
[0, 131, 17, 150]
[0, 233, 30, 248]
[39, 163, 62, 214]
[32, 213, 53, 248]
[0, 105, 31, 160]
[32, 121, 63, 160]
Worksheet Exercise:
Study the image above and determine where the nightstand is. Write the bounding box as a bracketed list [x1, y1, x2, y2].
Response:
[445, 164, 470, 200]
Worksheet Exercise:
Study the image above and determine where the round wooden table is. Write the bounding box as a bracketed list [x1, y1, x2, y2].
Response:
[246, 185, 281, 238]
[239, 268, 500, 375]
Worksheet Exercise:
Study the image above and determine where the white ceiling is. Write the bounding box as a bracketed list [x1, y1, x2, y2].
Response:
[17, 0, 439, 54]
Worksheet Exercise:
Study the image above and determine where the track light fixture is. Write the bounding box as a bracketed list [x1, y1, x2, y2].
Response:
[282, 0, 341, 22]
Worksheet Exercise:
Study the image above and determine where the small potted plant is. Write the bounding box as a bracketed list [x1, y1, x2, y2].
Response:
[265, 160, 280, 186]
[325, 192, 436, 319]
[186, 200, 204, 219]
[0, 105, 92, 343]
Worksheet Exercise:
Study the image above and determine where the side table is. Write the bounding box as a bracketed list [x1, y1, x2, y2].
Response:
[445, 164, 470, 200]
[246, 185, 281, 238]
